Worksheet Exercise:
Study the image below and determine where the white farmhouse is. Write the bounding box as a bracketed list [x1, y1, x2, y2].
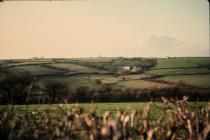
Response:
[131, 66, 137, 72]
[123, 66, 136, 72]
[123, 66, 131, 71]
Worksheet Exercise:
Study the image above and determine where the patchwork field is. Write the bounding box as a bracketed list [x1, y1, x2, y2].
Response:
[0, 57, 210, 101]
[158, 74, 210, 88]
[114, 79, 168, 89]
[37, 75, 100, 91]
[48, 63, 108, 74]
[146, 57, 210, 87]
[6, 65, 60, 76]
[151, 57, 210, 69]
[1, 57, 210, 95]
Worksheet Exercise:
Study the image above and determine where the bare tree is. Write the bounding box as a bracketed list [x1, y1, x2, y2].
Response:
[0, 72, 34, 104]
[44, 81, 69, 104]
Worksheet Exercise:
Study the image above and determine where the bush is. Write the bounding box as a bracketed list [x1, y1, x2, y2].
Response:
[0, 97, 209, 140]
[75, 86, 90, 102]
[0, 72, 34, 104]
[44, 81, 70, 104]
[95, 79, 102, 85]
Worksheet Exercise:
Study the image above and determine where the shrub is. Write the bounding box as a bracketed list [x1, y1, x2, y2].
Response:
[75, 86, 90, 102]
[0, 72, 34, 104]
[0, 97, 209, 140]
[44, 81, 69, 104]
[95, 79, 102, 85]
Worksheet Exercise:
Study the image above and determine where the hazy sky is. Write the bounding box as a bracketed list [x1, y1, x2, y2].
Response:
[0, 0, 209, 59]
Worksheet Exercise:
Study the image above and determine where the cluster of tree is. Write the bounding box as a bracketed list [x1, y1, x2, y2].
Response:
[67, 85, 210, 103]
[34, 84, 210, 103]
[0, 72, 34, 104]
[141, 59, 157, 70]
[1, 73, 210, 105]
[44, 81, 69, 104]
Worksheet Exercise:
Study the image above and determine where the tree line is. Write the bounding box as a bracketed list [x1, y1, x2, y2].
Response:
[0, 72, 210, 105]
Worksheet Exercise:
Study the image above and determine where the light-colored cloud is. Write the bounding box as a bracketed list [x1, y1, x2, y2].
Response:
[143, 35, 208, 57]
[145, 35, 182, 48]
[0, 0, 208, 58]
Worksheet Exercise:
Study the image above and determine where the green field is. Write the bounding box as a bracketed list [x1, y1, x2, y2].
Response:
[147, 57, 210, 75]
[147, 67, 210, 76]
[0, 103, 148, 112]
[151, 57, 210, 69]
[38, 75, 100, 91]
[48, 63, 108, 74]
[0, 102, 206, 120]
[0, 102, 208, 140]
[6, 65, 60, 76]
[1, 57, 210, 92]
[0, 103, 158, 119]
[3, 60, 53, 67]
[114, 79, 168, 89]
[146, 57, 210, 87]
[158, 74, 210, 88]
[89, 74, 121, 84]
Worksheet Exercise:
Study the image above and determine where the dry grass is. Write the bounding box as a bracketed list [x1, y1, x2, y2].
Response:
[0, 97, 209, 140]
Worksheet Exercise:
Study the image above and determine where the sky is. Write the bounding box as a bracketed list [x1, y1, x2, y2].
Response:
[0, 0, 209, 59]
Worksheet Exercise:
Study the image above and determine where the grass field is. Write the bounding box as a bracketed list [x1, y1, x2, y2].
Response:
[146, 57, 210, 87]
[0, 103, 157, 119]
[89, 75, 121, 84]
[114, 79, 168, 89]
[1, 57, 210, 91]
[3, 60, 53, 67]
[36, 75, 103, 91]
[0, 102, 208, 140]
[6, 65, 60, 76]
[158, 74, 210, 87]
[147, 67, 210, 76]
[37, 74, 159, 91]
[0, 102, 207, 120]
[48, 63, 108, 74]
[152, 57, 210, 69]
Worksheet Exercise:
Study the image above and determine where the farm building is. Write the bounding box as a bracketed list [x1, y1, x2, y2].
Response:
[123, 66, 131, 71]
[123, 66, 137, 72]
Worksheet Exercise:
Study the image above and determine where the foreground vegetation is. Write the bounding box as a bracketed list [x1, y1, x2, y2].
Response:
[0, 97, 209, 140]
